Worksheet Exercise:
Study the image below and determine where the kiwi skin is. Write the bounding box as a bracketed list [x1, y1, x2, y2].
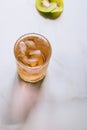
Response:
[37, 7, 64, 19]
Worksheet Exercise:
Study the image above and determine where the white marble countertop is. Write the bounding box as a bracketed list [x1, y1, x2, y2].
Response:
[0, 0, 87, 129]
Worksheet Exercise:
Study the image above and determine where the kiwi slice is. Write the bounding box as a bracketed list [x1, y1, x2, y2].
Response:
[36, 0, 64, 19]
[36, 0, 57, 13]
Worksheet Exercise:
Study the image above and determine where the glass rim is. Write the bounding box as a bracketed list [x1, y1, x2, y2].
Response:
[14, 33, 52, 70]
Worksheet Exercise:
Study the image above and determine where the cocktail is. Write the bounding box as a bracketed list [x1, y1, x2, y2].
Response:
[14, 33, 52, 83]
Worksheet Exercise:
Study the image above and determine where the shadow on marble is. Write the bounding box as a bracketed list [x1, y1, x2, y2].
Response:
[2, 74, 43, 125]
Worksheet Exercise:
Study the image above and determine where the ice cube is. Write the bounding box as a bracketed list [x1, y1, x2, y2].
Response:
[22, 56, 38, 67]
[28, 58, 38, 67]
[19, 41, 26, 54]
[22, 49, 44, 67]
[30, 53, 44, 66]
[29, 50, 44, 66]
[22, 56, 29, 66]
[29, 50, 41, 56]
[25, 40, 36, 49]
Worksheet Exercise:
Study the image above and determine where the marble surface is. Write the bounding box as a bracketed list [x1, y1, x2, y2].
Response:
[0, 0, 87, 129]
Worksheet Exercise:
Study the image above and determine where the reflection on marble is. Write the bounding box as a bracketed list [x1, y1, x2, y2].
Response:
[7, 76, 43, 124]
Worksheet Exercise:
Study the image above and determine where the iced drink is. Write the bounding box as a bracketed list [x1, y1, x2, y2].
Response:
[14, 33, 52, 83]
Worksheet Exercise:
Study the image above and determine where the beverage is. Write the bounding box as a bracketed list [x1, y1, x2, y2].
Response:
[14, 33, 52, 83]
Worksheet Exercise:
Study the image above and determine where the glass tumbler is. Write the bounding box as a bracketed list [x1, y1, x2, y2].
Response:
[14, 33, 52, 83]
